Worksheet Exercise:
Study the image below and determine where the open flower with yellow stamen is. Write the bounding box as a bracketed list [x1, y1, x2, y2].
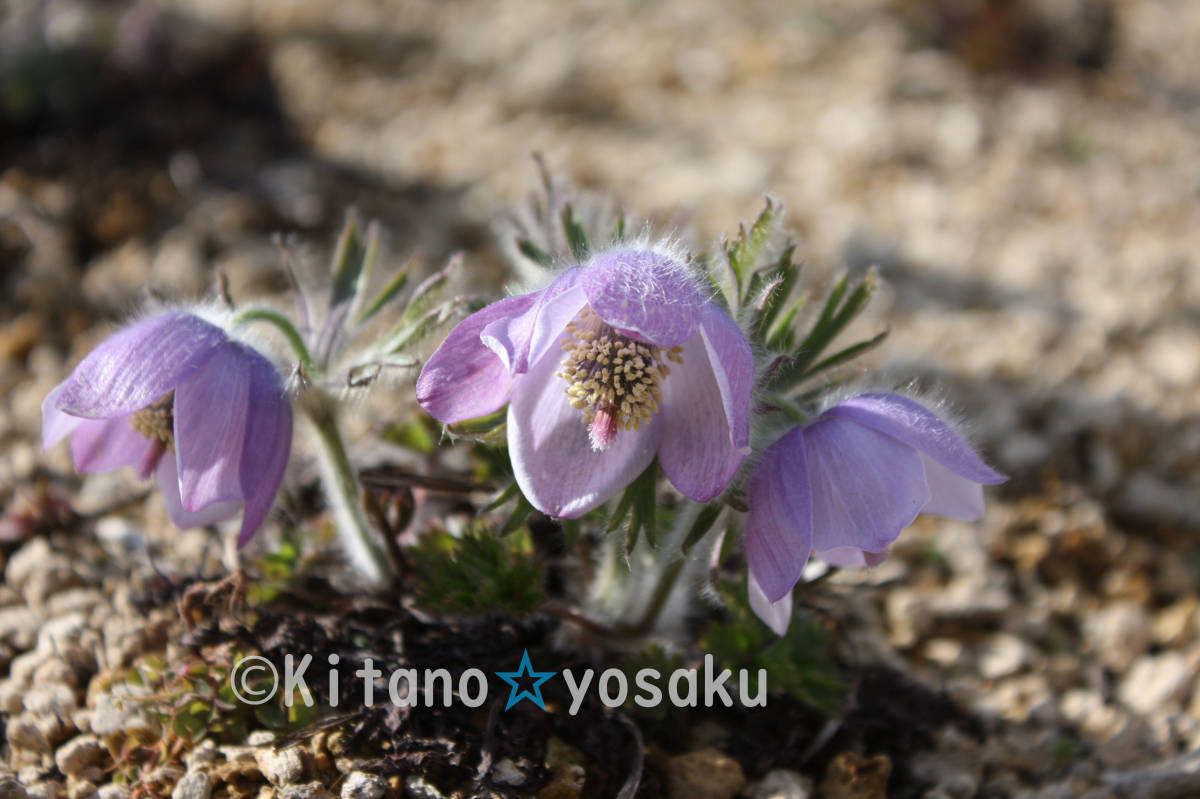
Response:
[417, 247, 754, 518]
[41, 311, 293, 545]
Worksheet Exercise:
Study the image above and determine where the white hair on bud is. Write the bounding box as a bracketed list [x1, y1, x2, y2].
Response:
[808, 375, 987, 450]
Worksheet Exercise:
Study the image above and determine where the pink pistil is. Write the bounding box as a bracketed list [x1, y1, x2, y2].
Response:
[589, 407, 618, 452]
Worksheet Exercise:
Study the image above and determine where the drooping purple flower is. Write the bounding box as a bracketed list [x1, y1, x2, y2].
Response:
[42, 311, 293, 545]
[745, 392, 1006, 625]
[417, 247, 754, 518]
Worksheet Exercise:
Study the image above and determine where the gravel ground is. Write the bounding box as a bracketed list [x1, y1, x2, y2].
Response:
[2, 0, 1199, 797]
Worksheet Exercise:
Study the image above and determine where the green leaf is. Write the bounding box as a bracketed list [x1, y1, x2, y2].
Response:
[499, 494, 535, 537]
[232, 308, 315, 373]
[329, 212, 368, 311]
[172, 700, 212, 741]
[716, 234, 741, 308]
[562, 204, 590, 261]
[357, 259, 411, 324]
[606, 488, 635, 534]
[725, 198, 777, 303]
[288, 698, 320, 728]
[410, 526, 544, 616]
[485, 481, 521, 512]
[702, 582, 846, 714]
[628, 461, 658, 552]
[254, 702, 288, 730]
[384, 417, 437, 455]
[349, 220, 383, 322]
[399, 255, 461, 325]
[446, 406, 508, 438]
[518, 239, 555, 268]
[695, 257, 733, 313]
[613, 213, 627, 241]
[765, 300, 801, 351]
[749, 244, 800, 340]
[800, 329, 889, 381]
[681, 503, 723, 555]
[770, 268, 878, 392]
[385, 304, 452, 355]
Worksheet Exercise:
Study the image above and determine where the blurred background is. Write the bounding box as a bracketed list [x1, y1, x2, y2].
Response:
[2, 0, 1200, 790]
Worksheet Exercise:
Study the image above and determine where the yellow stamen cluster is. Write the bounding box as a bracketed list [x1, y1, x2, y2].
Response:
[557, 308, 683, 448]
[129, 391, 176, 453]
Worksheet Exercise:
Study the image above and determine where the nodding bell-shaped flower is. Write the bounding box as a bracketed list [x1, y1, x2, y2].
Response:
[417, 247, 754, 518]
[746, 392, 1006, 631]
[42, 311, 293, 545]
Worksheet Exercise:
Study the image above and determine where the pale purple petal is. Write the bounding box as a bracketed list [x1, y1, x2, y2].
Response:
[483, 268, 585, 375]
[236, 354, 293, 546]
[55, 312, 227, 418]
[698, 305, 754, 452]
[804, 415, 930, 554]
[508, 347, 661, 518]
[582, 249, 708, 347]
[659, 305, 752, 501]
[156, 456, 241, 529]
[416, 293, 538, 424]
[744, 428, 812, 602]
[748, 573, 792, 636]
[41, 383, 84, 449]
[830, 393, 1006, 485]
[518, 281, 588, 374]
[173, 344, 251, 513]
[69, 416, 151, 473]
[919, 454, 986, 521]
[817, 547, 889, 568]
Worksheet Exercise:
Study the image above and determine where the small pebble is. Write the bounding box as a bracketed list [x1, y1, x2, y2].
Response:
[170, 772, 212, 799]
[55, 735, 104, 778]
[664, 748, 746, 799]
[340, 772, 386, 799]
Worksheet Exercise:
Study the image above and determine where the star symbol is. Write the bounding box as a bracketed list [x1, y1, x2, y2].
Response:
[495, 650, 556, 711]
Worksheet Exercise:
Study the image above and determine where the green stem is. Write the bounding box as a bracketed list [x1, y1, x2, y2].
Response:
[305, 405, 393, 584]
[233, 308, 315, 373]
[763, 393, 808, 424]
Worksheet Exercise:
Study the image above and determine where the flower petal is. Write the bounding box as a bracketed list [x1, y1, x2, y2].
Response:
[156, 456, 241, 529]
[804, 414, 931, 554]
[41, 382, 84, 449]
[416, 293, 538, 424]
[830, 393, 1006, 485]
[659, 305, 752, 501]
[482, 268, 585, 375]
[236, 354, 293, 546]
[519, 280, 589, 373]
[174, 343, 251, 514]
[55, 312, 227, 419]
[582, 249, 708, 347]
[70, 416, 152, 473]
[508, 346, 661, 518]
[744, 428, 812, 602]
[816, 546, 889, 568]
[919, 453, 986, 521]
[748, 573, 792, 636]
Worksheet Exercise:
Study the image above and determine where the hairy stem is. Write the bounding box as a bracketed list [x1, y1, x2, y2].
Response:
[304, 404, 393, 584]
[617, 503, 706, 638]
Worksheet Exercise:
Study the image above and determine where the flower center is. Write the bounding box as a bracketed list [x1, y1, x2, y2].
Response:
[129, 391, 176, 453]
[557, 308, 683, 451]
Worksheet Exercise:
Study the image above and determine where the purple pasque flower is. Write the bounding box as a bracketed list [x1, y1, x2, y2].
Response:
[746, 392, 1006, 613]
[42, 311, 293, 545]
[417, 247, 754, 518]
